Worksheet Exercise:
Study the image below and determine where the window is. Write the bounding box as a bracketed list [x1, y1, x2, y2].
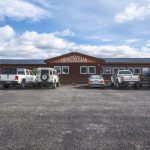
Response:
[119, 67, 126, 70]
[142, 68, 150, 75]
[119, 70, 132, 75]
[104, 67, 111, 74]
[50, 70, 52, 75]
[41, 70, 49, 75]
[62, 66, 69, 74]
[54, 66, 61, 74]
[53, 70, 57, 75]
[100, 67, 104, 74]
[88, 66, 96, 74]
[2, 68, 17, 74]
[134, 67, 141, 74]
[127, 67, 134, 73]
[80, 66, 88, 74]
[26, 70, 30, 75]
[112, 67, 119, 74]
[29, 70, 35, 75]
[18, 69, 25, 75]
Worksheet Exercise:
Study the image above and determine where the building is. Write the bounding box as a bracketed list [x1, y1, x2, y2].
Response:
[0, 52, 150, 83]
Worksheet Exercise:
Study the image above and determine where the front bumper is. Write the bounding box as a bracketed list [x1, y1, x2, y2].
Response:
[121, 81, 140, 87]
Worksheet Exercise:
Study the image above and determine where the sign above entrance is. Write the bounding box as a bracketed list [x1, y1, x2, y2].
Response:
[45, 52, 105, 64]
[61, 55, 87, 63]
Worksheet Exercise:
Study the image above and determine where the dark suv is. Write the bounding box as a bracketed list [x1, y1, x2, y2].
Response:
[140, 68, 150, 87]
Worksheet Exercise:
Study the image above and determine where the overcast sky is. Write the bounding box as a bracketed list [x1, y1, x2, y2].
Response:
[0, 0, 150, 59]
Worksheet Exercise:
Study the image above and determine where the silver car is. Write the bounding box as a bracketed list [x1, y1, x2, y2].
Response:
[88, 75, 105, 88]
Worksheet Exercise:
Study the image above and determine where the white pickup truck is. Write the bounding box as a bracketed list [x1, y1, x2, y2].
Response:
[35, 68, 60, 88]
[111, 70, 140, 89]
[0, 68, 36, 89]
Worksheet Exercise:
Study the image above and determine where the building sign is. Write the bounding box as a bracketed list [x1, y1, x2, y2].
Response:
[61, 55, 88, 63]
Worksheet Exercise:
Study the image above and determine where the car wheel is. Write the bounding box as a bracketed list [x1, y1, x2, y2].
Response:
[56, 81, 60, 87]
[20, 79, 26, 89]
[116, 82, 120, 89]
[133, 84, 138, 89]
[35, 83, 41, 89]
[3, 84, 9, 89]
[52, 82, 57, 89]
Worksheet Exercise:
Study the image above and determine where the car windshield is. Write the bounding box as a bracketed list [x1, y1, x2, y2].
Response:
[119, 71, 132, 75]
[90, 75, 103, 79]
[1, 68, 17, 74]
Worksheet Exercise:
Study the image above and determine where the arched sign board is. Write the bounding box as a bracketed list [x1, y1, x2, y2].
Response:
[45, 52, 105, 64]
[61, 55, 87, 63]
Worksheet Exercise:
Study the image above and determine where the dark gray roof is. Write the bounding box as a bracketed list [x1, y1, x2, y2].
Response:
[0, 59, 45, 65]
[0, 58, 150, 64]
[103, 58, 150, 63]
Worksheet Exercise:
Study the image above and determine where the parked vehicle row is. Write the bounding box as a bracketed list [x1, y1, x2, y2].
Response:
[0, 68, 150, 89]
[0, 67, 60, 89]
[88, 69, 150, 89]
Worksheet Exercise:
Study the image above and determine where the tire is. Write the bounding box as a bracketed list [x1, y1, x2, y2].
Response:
[41, 74, 49, 82]
[35, 83, 41, 89]
[20, 79, 26, 89]
[56, 81, 60, 87]
[116, 81, 120, 89]
[52, 82, 57, 89]
[3, 84, 9, 89]
[133, 84, 138, 89]
[111, 82, 114, 87]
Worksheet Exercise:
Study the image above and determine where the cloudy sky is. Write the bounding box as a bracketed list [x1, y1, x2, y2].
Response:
[0, 0, 150, 59]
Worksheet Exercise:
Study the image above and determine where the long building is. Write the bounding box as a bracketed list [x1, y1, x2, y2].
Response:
[0, 52, 150, 83]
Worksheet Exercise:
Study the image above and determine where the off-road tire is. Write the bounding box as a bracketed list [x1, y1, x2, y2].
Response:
[52, 82, 57, 89]
[3, 84, 9, 89]
[20, 79, 26, 89]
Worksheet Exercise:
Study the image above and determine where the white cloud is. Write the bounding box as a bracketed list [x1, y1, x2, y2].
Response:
[0, 25, 15, 42]
[53, 29, 75, 37]
[0, 25, 150, 59]
[0, 0, 50, 22]
[126, 39, 140, 44]
[74, 45, 150, 58]
[115, 2, 150, 23]
[0, 25, 74, 59]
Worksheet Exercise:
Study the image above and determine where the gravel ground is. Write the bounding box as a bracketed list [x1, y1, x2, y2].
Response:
[0, 85, 150, 150]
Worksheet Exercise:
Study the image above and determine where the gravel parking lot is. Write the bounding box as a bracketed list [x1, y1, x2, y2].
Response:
[0, 85, 150, 150]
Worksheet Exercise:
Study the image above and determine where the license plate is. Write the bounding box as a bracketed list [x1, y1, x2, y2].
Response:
[93, 80, 99, 84]
[5, 81, 11, 84]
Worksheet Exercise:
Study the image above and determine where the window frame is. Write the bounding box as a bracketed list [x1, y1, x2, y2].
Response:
[127, 67, 134, 74]
[142, 67, 150, 75]
[119, 67, 126, 71]
[80, 66, 88, 74]
[112, 67, 119, 74]
[100, 67, 105, 74]
[134, 67, 141, 75]
[54, 66, 61, 74]
[88, 66, 96, 74]
[104, 67, 112, 74]
[62, 66, 69, 74]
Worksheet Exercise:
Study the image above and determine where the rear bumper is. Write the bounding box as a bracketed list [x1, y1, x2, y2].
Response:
[88, 83, 105, 87]
[35, 81, 53, 86]
[0, 81, 19, 85]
